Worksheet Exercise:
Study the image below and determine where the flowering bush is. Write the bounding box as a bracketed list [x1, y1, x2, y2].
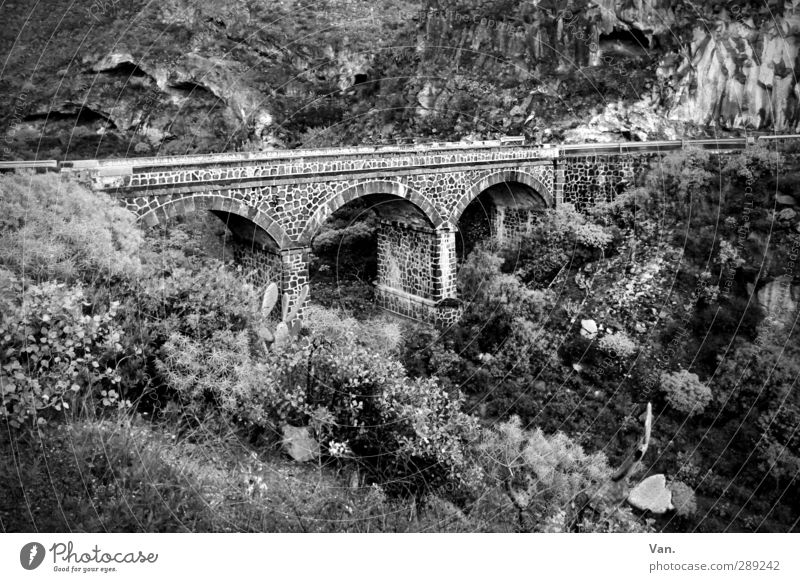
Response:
[0, 272, 124, 428]
[660, 369, 711, 416]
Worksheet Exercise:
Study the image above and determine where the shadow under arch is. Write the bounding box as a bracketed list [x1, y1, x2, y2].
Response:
[298, 180, 446, 246]
[450, 169, 553, 224]
[137, 194, 293, 249]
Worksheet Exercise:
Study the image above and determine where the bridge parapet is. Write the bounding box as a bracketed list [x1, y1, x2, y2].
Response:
[65, 145, 558, 192]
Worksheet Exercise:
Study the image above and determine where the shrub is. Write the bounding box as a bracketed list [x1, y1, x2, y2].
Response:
[159, 306, 480, 495]
[669, 480, 698, 518]
[660, 369, 711, 416]
[598, 331, 637, 359]
[470, 416, 649, 532]
[140, 262, 262, 341]
[573, 221, 614, 249]
[0, 173, 142, 283]
[506, 207, 616, 286]
[0, 273, 124, 428]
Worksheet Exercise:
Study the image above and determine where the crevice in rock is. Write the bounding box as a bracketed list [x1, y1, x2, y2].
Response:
[23, 105, 116, 127]
[599, 27, 651, 56]
[98, 61, 149, 78]
[168, 81, 215, 98]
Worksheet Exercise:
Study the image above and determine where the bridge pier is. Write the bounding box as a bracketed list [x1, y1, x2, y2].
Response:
[228, 238, 309, 317]
[279, 247, 311, 317]
[375, 220, 461, 326]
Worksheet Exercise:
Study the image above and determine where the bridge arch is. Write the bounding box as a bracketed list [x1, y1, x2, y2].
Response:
[450, 169, 553, 224]
[137, 194, 293, 249]
[298, 180, 445, 245]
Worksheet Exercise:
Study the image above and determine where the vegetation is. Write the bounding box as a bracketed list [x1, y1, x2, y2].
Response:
[2, 141, 799, 533]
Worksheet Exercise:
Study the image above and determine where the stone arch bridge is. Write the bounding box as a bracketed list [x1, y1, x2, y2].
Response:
[60, 138, 751, 324]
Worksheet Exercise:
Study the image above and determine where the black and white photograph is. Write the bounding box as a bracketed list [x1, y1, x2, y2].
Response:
[0, 0, 798, 579]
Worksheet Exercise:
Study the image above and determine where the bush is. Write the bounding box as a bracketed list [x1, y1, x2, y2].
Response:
[159, 306, 480, 495]
[669, 480, 697, 518]
[660, 369, 711, 416]
[0, 173, 142, 283]
[470, 417, 649, 532]
[598, 331, 637, 359]
[505, 207, 616, 286]
[0, 271, 125, 428]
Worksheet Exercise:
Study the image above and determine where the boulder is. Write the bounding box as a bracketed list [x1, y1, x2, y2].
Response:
[580, 319, 598, 339]
[778, 208, 796, 221]
[776, 194, 796, 206]
[628, 474, 674, 514]
[281, 425, 320, 462]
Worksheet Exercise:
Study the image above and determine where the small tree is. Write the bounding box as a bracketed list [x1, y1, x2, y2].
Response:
[660, 369, 711, 416]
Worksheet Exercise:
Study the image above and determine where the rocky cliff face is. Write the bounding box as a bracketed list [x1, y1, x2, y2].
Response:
[410, 1, 800, 142]
[2, 0, 800, 159]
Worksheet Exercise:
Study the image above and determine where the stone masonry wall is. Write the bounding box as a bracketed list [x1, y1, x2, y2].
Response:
[231, 238, 282, 289]
[492, 206, 543, 246]
[377, 221, 437, 300]
[561, 155, 637, 210]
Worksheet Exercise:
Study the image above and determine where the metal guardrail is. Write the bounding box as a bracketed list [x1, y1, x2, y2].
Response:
[1, 135, 799, 175]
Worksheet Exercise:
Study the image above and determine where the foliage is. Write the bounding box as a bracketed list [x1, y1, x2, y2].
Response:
[303, 305, 403, 358]
[1, 417, 464, 533]
[470, 416, 650, 532]
[660, 369, 711, 416]
[0, 272, 125, 428]
[713, 337, 800, 484]
[159, 305, 480, 495]
[598, 331, 637, 359]
[140, 262, 262, 341]
[0, 173, 143, 284]
[669, 480, 697, 518]
[504, 207, 617, 287]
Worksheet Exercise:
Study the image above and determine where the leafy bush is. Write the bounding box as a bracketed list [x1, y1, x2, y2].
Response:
[669, 480, 697, 518]
[0, 173, 142, 283]
[140, 263, 262, 342]
[598, 331, 637, 359]
[470, 416, 649, 532]
[660, 369, 711, 416]
[159, 306, 480, 495]
[504, 207, 616, 286]
[0, 271, 124, 428]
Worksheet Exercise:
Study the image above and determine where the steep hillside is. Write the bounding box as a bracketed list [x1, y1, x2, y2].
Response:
[2, 1, 800, 159]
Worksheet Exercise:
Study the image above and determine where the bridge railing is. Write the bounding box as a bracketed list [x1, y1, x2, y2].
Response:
[60, 139, 553, 170]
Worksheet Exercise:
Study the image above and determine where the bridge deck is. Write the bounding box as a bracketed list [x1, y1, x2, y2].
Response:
[3, 135, 797, 175]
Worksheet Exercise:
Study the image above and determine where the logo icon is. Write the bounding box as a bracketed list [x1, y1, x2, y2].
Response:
[20, 542, 46, 570]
